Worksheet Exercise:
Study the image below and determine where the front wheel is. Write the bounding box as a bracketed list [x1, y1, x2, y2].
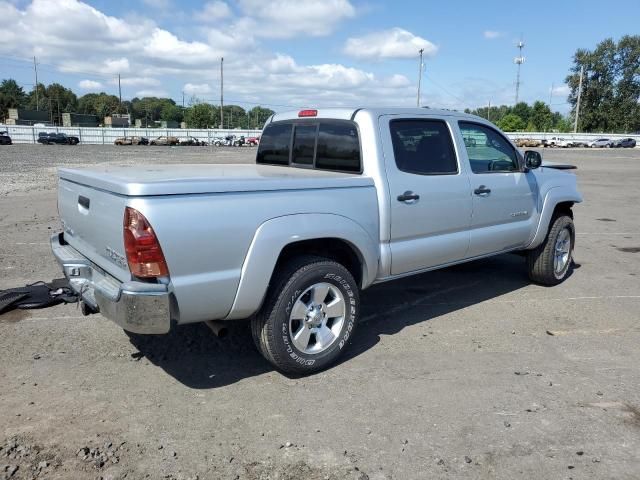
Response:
[527, 214, 575, 286]
[251, 256, 359, 374]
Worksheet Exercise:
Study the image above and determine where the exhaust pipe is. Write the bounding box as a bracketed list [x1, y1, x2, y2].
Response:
[80, 301, 98, 316]
[206, 320, 228, 338]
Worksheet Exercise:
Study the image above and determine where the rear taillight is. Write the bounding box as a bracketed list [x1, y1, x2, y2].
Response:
[123, 207, 169, 278]
[298, 109, 318, 117]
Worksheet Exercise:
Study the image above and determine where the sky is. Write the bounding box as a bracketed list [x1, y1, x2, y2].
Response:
[0, 0, 637, 114]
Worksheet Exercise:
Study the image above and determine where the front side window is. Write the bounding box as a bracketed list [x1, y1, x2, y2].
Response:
[458, 122, 520, 174]
[390, 119, 458, 175]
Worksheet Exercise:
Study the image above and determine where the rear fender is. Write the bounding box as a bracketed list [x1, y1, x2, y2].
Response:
[223, 213, 378, 320]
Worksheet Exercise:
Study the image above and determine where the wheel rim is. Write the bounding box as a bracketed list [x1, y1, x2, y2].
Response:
[288, 282, 346, 355]
[554, 227, 572, 277]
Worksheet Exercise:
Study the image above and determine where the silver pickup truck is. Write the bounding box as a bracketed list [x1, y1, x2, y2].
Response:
[52, 107, 582, 373]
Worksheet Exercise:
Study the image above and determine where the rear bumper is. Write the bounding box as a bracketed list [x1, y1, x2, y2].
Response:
[51, 233, 171, 334]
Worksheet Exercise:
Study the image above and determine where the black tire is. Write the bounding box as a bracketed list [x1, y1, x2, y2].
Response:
[527, 214, 575, 286]
[251, 255, 360, 374]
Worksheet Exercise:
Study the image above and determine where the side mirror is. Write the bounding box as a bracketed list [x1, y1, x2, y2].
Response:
[524, 150, 542, 170]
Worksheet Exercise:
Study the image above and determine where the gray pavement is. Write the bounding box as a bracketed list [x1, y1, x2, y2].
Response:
[0, 145, 639, 479]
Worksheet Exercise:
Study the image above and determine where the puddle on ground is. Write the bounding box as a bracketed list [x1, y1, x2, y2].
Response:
[617, 247, 640, 253]
[0, 309, 30, 323]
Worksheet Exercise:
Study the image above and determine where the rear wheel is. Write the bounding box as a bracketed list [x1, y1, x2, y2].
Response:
[251, 256, 359, 374]
[527, 214, 575, 285]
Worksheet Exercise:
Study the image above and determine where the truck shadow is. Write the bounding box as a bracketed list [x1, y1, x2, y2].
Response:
[127, 254, 544, 388]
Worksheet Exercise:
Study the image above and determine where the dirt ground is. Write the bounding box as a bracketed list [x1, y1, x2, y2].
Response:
[1, 145, 639, 480]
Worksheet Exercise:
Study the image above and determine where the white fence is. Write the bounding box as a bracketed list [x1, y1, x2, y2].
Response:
[1, 124, 638, 146]
[0, 125, 263, 144]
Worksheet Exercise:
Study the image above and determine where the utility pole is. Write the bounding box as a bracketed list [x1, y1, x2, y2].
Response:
[549, 82, 554, 106]
[118, 74, 122, 110]
[182, 91, 185, 109]
[416, 48, 424, 107]
[487, 100, 491, 122]
[220, 57, 224, 129]
[514, 39, 525, 104]
[33, 56, 39, 110]
[574, 65, 584, 133]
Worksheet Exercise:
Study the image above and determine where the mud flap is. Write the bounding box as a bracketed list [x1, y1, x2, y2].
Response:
[0, 279, 78, 315]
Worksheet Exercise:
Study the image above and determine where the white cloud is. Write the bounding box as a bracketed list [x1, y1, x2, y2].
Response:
[384, 74, 411, 88]
[135, 89, 169, 98]
[551, 84, 571, 96]
[198, 0, 231, 21]
[78, 79, 103, 90]
[483, 30, 503, 39]
[237, 0, 355, 38]
[344, 28, 438, 60]
[183, 83, 212, 95]
[116, 77, 161, 87]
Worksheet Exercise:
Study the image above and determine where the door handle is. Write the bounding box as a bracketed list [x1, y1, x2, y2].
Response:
[397, 191, 420, 203]
[474, 186, 491, 196]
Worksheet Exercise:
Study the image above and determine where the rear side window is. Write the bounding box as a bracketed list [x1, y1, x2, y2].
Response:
[257, 120, 361, 173]
[390, 119, 458, 175]
[256, 123, 292, 165]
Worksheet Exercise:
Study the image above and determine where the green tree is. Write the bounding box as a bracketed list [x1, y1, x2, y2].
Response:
[161, 103, 184, 123]
[498, 114, 525, 131]
[529, 101, 554, 131]
[248, 106, 275, 129]
[77, 92, 120, 119]
[0, 79, 27, 120]
[511, 102, 531, 125]
[184, 103, 216, 128]
[566, 35, 639, 132]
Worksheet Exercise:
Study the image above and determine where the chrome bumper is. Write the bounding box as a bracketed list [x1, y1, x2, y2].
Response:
[51, 233, 171, 334]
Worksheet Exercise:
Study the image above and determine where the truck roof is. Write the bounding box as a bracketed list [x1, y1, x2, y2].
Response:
[269, 107, 482, 123]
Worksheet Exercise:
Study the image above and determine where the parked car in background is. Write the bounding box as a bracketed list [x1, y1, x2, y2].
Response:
[612, 138, 636, 148]
[545, 137, 574, 148]
[150, 136, 179, 146]
[180, 136, 208, 146]
[246, 136, 260, 146]
[515, 138, 542, 147]
[212, 136, 226, 146]
[0, 131, 12, 145]
[37, 132, 80, 145]
[571, 140, 590, 148]
[115, 136, 149, 146]
[52, 107, 582, 374]
[590, 138, 612, 148]
[233, 135, 246, 147]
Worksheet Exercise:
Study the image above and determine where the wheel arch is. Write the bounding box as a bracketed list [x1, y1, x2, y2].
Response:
[223, 213, 379, 320]
[526, 187, 581, 250]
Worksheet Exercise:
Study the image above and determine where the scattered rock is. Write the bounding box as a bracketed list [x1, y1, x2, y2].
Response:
[514, 371, 529, 376]
[504, 421, 511, 428]
[285, 442, 292, 448]
[545, 330, 555, 336]
[32, 354, 41, 360]
[576, 451, 584, 456]
[38, 460, 48, 469]
[596, 391, 604, 396]
[464, 456, 472, 464]
[568, 465, 575, 469]
[436, 458, 445, 466]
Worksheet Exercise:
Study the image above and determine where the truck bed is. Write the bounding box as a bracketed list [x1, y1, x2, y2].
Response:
[58, 164, 373, 196]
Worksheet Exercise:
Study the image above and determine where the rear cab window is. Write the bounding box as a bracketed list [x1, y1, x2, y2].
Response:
[257, 120, 361, 173]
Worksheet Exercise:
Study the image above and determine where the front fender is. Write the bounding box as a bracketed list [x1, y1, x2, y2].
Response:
[526, 186, 583, 249]
[223, 213, 378, 320]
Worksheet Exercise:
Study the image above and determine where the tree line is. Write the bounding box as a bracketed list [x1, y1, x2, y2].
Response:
[0, 79, 274, 129]
[465, 101, 572, 132]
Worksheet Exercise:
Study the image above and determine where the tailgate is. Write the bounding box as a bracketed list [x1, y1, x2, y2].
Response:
[58, 179, 130, 282]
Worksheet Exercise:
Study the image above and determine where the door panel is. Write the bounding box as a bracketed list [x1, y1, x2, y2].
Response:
[457, 121, 538, 257]
[381, 117, 473, 275]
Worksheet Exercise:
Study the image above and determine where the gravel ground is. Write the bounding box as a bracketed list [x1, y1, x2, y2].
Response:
[1, 144, 639, 479]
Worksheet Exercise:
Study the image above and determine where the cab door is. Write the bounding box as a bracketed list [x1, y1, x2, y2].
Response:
[380, 116, 473, 275]
[456, 121, 539, 257]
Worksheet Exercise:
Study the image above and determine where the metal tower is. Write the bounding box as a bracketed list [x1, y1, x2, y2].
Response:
[514, 40, 525, 104]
